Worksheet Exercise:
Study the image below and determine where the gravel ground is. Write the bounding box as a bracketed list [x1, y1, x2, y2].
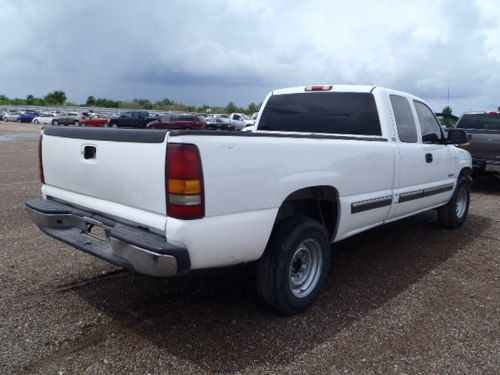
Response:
[0, 121, 498, 374]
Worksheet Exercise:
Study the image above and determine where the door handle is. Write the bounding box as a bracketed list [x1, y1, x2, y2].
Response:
[425, 153, 433, 163]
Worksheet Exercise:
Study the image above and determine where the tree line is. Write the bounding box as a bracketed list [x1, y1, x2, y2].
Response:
[2, 91, 498, 117]
[0, 91, 261, 114]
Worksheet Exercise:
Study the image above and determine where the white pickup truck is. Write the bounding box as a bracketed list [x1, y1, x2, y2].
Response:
[229, 113, 254, 130]
[26, 85, 472, 314]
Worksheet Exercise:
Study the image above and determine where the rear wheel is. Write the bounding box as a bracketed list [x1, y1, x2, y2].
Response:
[257, 217, 330, 315]
[74, 120, 80, 126]
[438, 174, 471, 228]
[33, 119, 39, 124]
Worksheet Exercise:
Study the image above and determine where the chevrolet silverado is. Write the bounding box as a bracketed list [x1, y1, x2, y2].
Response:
[26, 85, 471, 314]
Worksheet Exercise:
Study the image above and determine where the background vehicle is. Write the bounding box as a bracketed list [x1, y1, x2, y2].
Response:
[147, 113, 206, 130]
[82, 114, 110, 127]
[229, 113, 254, 130]
[108, 111, 153, 128]
[455, 111, 500, 175]
[18, 111, 40, 123]
[213, 114, 230, 123]
[2, 110, 23, 122]
[27, 85, 471, 315]
[32, 113, 56, 124]
[205, 117, 235, 131]
[52, 112, 81, 126]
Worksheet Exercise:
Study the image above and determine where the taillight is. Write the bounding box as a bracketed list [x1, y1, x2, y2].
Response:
[166, 144, 204, 219]
[305, 85, 333, 91]
[38, 134, 45, 184]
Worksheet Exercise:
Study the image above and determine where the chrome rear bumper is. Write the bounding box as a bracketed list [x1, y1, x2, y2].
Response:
[26, 198, 190, 276]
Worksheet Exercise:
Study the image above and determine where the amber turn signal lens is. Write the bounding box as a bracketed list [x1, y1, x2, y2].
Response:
[168, 179, 201, 195]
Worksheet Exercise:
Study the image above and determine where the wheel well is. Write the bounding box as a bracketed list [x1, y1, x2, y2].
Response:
[274, 186, 339, 241]
[459, 167, 472, 177]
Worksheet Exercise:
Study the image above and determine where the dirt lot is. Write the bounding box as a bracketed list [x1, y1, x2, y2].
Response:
[0, 121, 498, 374]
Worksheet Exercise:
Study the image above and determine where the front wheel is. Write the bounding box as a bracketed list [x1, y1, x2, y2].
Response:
[438, 174, 471, 228]
[257, 217, 330, 315]
[33, 119, 39, 124]
[52, 120, 59, 126]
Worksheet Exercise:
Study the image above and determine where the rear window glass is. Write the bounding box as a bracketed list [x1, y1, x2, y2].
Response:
[456, 114, 500, 130]
[390, 95, 417, 143]
[258, 92, 382, 136]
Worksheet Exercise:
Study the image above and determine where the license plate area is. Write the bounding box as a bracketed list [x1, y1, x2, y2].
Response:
[86, 225, 110, 242]
[82, 216, 111, 242]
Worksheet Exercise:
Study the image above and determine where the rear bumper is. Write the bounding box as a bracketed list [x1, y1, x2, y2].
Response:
[472, 158, 500, 173]
[26, 198, 190, 276]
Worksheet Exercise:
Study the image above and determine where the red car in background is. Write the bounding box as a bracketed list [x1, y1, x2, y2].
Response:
[146, 113, 206, 130]
[82, 114, 110, 127]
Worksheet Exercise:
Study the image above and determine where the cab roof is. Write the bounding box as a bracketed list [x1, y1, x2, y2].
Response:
[273, 85, 375, 95]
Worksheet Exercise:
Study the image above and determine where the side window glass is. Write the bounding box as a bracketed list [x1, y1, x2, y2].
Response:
[390, 95, 417, 143]
[414, 101, 443, 142]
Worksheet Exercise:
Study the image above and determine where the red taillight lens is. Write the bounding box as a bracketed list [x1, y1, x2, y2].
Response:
[305, 85, 333, 91]
[38, 134, 45, 184]
[167, 144, 204, 219]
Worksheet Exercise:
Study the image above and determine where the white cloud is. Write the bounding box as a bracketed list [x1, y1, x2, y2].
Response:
[0, 0, 499, 113]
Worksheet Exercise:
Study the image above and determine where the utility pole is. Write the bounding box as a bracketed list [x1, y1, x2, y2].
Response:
[447, 83, 450, 106]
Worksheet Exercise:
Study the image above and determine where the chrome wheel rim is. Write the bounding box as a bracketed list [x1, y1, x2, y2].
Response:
[455, 187, 467, 218]
[289, 238, 323, 298]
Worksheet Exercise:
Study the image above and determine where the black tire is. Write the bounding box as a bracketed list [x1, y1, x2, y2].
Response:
[33, 119, 39, 124]
[438, 174, 471, 228]
[257, 217, 331, 315]
[74, 120, 80, 126]
[52, 120, 58, 126]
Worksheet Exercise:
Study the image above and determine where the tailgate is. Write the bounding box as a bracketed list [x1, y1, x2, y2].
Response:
[467, 131, 500, 160]
[41, 127, 169, 230]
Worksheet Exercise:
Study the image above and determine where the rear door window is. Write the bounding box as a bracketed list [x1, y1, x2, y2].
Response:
[258, 92, 382, 135]
[390, 95, 418, 143]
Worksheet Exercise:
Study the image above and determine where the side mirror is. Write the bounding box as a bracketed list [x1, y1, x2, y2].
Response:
[447, 129, 468, 145]
[422, 133, 441, 143]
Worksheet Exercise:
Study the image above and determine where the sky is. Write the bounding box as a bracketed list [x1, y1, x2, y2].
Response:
[1, 0, 499, 114]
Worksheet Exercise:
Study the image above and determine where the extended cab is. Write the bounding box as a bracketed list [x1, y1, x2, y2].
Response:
[26, 85, 471, 314]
